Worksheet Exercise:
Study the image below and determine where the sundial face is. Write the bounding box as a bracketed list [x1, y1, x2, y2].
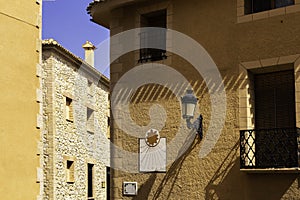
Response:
[145, 129, 160, 147]
[139, 128, 166, 172]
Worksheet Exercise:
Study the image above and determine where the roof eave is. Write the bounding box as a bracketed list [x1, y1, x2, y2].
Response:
[87, 0, 139, 28]
[42, 40, 110, 88]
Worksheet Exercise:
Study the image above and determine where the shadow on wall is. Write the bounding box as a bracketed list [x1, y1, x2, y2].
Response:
[133, 173, 157, 200]
[130, 131, 198, 199]
[205, 141, 244, 200]
[133, 130, 198, 200]
[244, 173, 299, 200]
[205, 141, 299, 200]
[151, 132, 198, 200]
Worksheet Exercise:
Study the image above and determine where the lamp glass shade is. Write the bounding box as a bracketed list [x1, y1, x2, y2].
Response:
[186, 102, 196, 118]
[181, 89, 197, 119]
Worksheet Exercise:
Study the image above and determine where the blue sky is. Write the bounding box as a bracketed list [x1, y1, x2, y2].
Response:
[42, 0, 110, 77]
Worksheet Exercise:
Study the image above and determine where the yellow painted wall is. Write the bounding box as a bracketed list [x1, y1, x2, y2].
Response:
[0, 1, 41, 199]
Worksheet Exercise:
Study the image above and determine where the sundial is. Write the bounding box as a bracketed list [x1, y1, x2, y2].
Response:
[139, 129, 166, 172]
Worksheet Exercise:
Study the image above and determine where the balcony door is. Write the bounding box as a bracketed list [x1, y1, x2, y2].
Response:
[254, 69, 297, 168]
[255, 69, 295, 129]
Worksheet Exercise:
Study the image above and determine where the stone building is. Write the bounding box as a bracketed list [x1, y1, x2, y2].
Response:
[42, 39, 110, 200]
[88, 0, 300, 199]
[0, 1, 42, 199]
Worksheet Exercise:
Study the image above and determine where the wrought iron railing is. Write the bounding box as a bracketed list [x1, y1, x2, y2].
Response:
[240, 127, 300, 169]
[138, 30, 167, 63]
[139, 48, 167, 63]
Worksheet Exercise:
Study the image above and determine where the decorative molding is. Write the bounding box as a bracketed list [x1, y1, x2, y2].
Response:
[36, 114, 43, 129]
[36, 63, 42, 77]
[237, 0, 300, 23]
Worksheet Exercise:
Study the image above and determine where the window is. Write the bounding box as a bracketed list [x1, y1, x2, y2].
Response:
[66, 97, 73, 122]
[254, 69, 295, 129]
[87, 163, 94, 199]
[66, 160, 75, 183]
[106, 116, 110, 138]
[87, 107, 94, 133]
[87, 80, 93, 95]
[106, 167, 110, 200]
[139, 9, 167, 63]
[245, 0, 294, 14]
[240, 67, 299, 169]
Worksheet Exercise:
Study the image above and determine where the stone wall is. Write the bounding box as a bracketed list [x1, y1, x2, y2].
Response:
[42, 48, 109, 200]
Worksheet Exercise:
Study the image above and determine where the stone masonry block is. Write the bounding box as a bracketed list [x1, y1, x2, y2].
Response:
[278, 54, 300, 65]
[237, 7, 244, 17]
[294, 57, 300, 72]
[237, 0, 244, 7]
[295, 71, 300, 82]
[241, 60, 261, 69]
[36, 114, 43, 129]
[253, 11, 269, 21]
[237, 14, 252, 23]
[260, 57, 279, 67]
[269, 7, 285, 17]
[36, 63, 42, 77]
[36, 167, 42, 183]
[36, 88, 42, 103]
[286, 4, 300, 14]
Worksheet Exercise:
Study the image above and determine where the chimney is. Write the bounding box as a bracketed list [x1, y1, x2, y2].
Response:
[82, 41, 96, 67]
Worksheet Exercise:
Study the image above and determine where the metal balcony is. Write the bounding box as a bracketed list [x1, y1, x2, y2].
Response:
[139, 49, 167, 63]
[240, 127, 300, 169]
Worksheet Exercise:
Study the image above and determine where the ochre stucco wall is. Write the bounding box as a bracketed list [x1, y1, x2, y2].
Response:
[91, 0, 300, 199]
[0, 1, 41, 199]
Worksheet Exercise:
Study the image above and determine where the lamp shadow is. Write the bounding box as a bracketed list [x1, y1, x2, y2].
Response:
[151, 131, 199, 200]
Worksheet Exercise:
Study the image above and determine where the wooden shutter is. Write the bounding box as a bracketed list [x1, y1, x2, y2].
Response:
[254, 69, 295, 129]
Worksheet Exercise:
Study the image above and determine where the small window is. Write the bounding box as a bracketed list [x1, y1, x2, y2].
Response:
[66, 160, 75, 183]
[107, 116, 110, 139]
[87, 107, 94, 133]
[139, 9, 167, 63]
[106, 167, 110, 199]
[87, 163, 94, 199]
[245, 0, 294, 14]
[87, 80, 93, 95]
[66, 97, 73, 122]
[107, 116, 110, 127]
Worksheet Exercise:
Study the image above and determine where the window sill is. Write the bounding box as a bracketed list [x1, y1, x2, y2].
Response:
[66, 181, 75, 184]
[240, 167, 300, 173]
[66, 119, 73, 123]
[237, 4, 300, 24]
[87, 130, 94, 134]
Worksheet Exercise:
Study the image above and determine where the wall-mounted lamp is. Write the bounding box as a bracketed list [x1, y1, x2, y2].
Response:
[181, 89, 203, 139]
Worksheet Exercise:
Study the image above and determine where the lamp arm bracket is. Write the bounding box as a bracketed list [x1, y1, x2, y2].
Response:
[186, 115, 203, 139]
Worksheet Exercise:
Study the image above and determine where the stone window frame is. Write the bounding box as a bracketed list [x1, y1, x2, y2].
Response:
[237, 0, 300, 23]
[64, 93, 74, 123]
[86, 159, 96, 200]
[87, 79, 94, 96]
[63, 156, 76, 183]
[107, 115, 110, 139]
[86, 106, 95, 134]
[238, 54, 300, 130]
[239, 54, 300, 167]
[134, 1, 173, 66]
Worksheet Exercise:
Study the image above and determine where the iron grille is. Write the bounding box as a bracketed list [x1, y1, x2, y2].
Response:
[138, 30, 167, 63]
[240, 127, 300, 169]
